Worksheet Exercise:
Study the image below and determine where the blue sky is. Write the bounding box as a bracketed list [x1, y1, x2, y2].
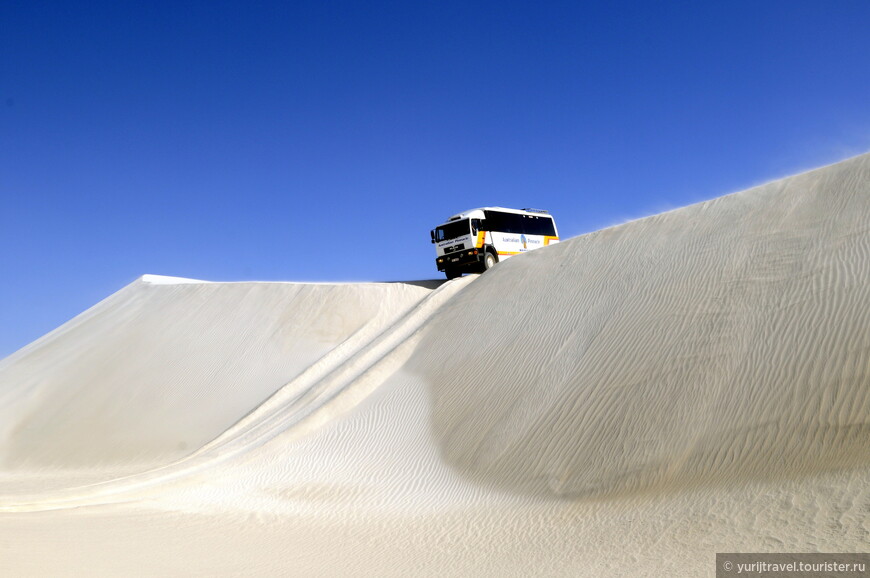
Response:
[2, 0, 869, 358]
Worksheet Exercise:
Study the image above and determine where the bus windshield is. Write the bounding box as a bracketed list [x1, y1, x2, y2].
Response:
[434, 220, 471, 242]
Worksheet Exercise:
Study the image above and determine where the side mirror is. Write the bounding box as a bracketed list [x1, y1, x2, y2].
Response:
[430, 230, 436, 244]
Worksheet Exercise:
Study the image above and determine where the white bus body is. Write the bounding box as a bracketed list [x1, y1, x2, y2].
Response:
[430, 207, 559, 279]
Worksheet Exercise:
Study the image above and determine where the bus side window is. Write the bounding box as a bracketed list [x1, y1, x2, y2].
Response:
[471, 219, 480, 234]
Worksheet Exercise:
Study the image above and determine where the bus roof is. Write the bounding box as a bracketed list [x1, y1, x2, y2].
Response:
[443, 206, 554, 223]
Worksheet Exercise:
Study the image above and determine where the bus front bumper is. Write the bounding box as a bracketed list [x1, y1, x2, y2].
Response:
[436, 249, 482, 271]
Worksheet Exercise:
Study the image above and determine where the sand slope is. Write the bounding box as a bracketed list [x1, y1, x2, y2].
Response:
[414, 152, 870, 499]
[1, 153, 869, 576]
[0, 278, 436, 487]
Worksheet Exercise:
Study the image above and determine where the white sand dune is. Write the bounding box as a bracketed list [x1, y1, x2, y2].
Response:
[1, 153, 869, 576]
[415, 153, 870, 499]
[0, 278, 437, 490]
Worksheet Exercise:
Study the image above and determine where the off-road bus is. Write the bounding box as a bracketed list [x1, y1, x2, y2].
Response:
[430, 207, 559, 279]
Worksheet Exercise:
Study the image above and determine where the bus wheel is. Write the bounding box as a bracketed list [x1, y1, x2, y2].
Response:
[445, 269, 462, 280]
[482, 252, 498, 272]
